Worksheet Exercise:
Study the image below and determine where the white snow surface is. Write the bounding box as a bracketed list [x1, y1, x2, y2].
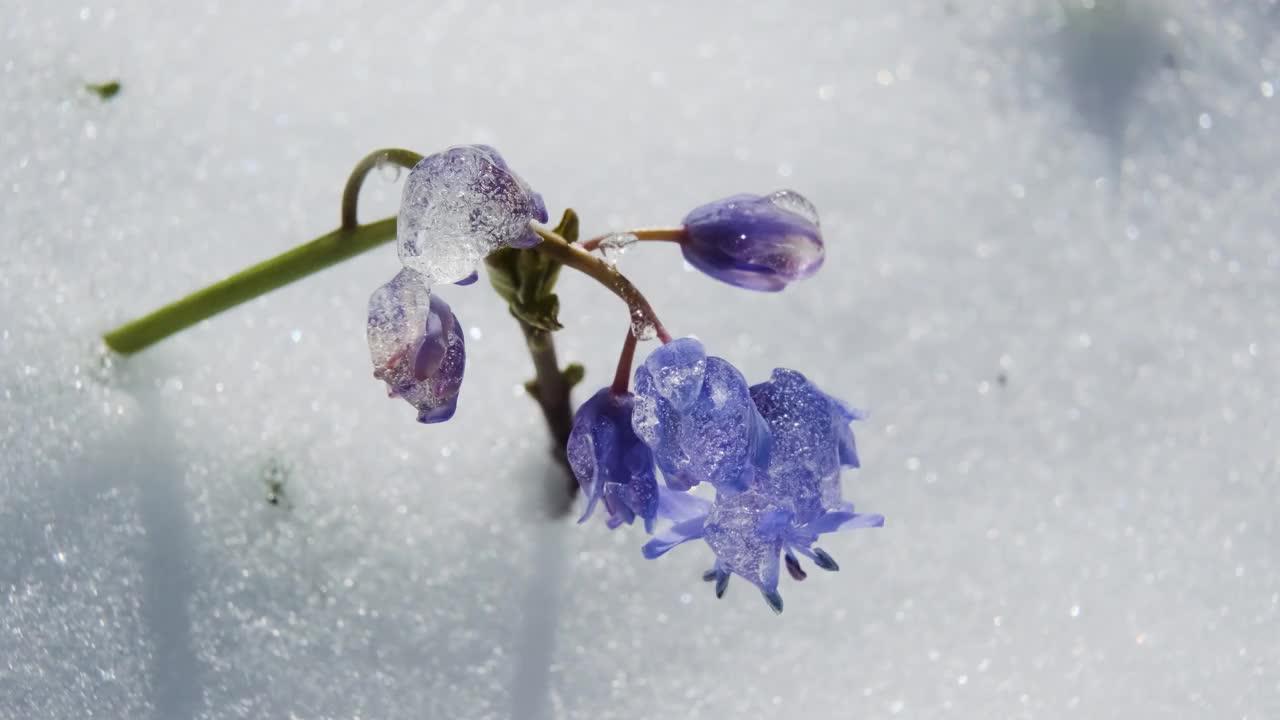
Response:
[3, 1, 1279, 718]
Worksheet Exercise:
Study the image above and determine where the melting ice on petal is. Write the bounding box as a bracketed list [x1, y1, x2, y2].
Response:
[766, 189, 820, 225]
[631, 337, 770, 493]
[396, 144, 548, 284]
[749, 368, 865, 522]
[367, 268, 466, 423]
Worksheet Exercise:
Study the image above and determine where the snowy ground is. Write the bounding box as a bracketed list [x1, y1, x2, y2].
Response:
[3, 0, 1279, 718]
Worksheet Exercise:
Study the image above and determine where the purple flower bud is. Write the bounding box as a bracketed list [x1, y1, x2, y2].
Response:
[397, 144, 548, 284]
[367, 268, 466, 424]
[680, 190, 824, 292]
[567, 388, 659, 531]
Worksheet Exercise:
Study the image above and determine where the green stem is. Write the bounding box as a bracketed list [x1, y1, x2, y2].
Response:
[530, 226, 672, 343]
[340, 148, 423, 230]
[515, 318, 578, 515]
[102, 219, 396, 354]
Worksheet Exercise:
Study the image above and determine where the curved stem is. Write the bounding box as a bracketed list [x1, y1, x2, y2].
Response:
[610, 327, 638, 395]
[103, 219, 397, 355]
[580, 227, 686, 252]
[340, 148, 424, 230]
[531, 226, 672, 343]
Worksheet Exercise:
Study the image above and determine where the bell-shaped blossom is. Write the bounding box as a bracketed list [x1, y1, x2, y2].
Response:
[645, 488, 882, 614]
[367, 268, 466, 423]
[631, 338, 770, 493]
[568, 388, 660, 531]
[749, 368, 865, 523]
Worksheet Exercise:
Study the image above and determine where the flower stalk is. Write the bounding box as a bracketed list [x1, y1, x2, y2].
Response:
[103, 218, 397, 354]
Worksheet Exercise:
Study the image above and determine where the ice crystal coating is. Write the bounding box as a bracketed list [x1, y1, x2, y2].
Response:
[396, 144, 548, 284]
[680, 191, 824, 291]
[631, 338, 770, 493]
[749, 368, 865, 522]
[367, 268, 466, 423]
[632, 340, 882, 612]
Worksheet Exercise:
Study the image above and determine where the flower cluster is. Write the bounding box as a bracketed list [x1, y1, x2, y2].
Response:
[573, 338, 882, 613]
[368, 145, 880, 612]
[367, 145, 545, 422]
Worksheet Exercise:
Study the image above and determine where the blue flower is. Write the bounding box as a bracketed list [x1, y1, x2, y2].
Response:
[630, 337, 771, 493]
[702, 489, 883, 613]
[397, 144, 548, 284]
[568, 388, 660, 531]
[635, 351, 883, 613]
[367, 268, 466, 423]
[749, 368, 865, 524]
[643, 487, 882, 614]
[680, 190, 824, 292]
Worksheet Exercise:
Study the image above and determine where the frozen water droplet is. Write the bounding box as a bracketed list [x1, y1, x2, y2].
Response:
[596, 232, 637, 267]
[767, 189, 819, 225]
[630, 306, 656, 341]
[376, 155, 402, 182]
[631, 391, 659, 444]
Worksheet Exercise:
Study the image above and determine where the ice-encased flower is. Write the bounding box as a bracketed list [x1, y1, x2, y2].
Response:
[367, 268, 466, 423]
[680, 190, 824, 292]
[397, 144, 548, 284]
[643, 488, 883, 614]
[568, 388, 659, 531]
[630, 337, 771, 493]
[637, 361, 882, 613]
[749, 368, 865, 523]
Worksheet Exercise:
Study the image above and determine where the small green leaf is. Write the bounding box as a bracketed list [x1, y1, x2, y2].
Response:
[552, 208, 580, 244]
[524, 379, 540, 398]
[85, 80, 122, 101]
[515, 246, 550, 306]
[562, 362, 585, 389]
[511, 293, 562, 332]
[484, 248, 520, 305]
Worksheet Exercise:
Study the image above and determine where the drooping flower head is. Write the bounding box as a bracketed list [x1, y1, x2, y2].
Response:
[749, 368, 865, 523]
[680, 190, 824, 292]
[397, 144, 548, 284]
[630, 337, 771, 493]
[700, 489, 883, 613]
[642, 483, 883, 614]
[367, 268, 466, 423]
[636, 353, 883, 613]
[568, 388, 660, 531]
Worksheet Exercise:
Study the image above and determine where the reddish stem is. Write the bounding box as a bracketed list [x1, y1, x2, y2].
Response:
[610, 328, 639, 395]
[581, 228, 687, 252]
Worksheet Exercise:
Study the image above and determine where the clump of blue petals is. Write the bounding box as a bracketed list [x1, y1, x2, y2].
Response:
[630, 338, 770, 494]
[578, 336, 883, 614]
